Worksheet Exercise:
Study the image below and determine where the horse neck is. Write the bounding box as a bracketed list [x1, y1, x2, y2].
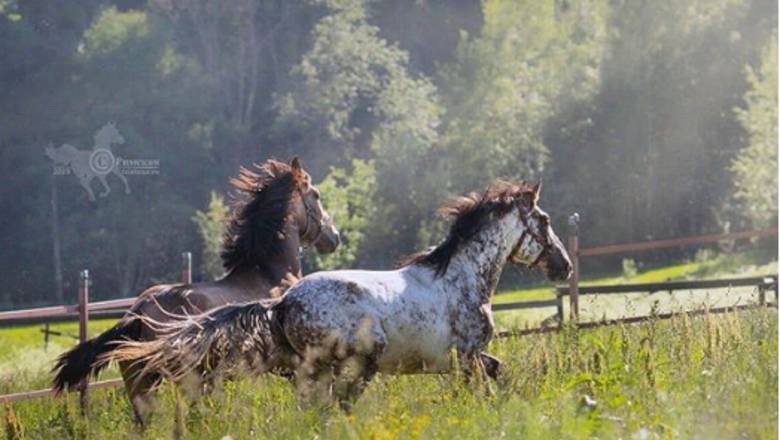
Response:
[439, 212, 523, 303]
[262, 221, 303, 282]
[225, 222, 303, 290]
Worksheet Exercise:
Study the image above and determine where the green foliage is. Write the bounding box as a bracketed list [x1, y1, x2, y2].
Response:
[438, 0, 608, 191]
[81, 8, 150, 57]
[193, 192, 229, 280]
[732, 37, 779, 227]
[277, 0, 442, 262]
[547, 0, 775, 244]
[308, 159, 377, 270]
[275, 0, 415, 150]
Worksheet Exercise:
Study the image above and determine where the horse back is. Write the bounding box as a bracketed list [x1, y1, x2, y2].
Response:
[129, 284, 210, 340]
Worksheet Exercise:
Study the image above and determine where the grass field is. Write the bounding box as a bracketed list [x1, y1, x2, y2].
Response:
[1, 255, 777, 439]
[2, 308, 776, 439]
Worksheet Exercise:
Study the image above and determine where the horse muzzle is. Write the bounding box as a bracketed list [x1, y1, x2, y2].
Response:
[314, 227, 341, 254]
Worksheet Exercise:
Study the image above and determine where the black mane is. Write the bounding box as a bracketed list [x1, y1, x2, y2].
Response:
[221, 160, 296, 271]
[400, 180, 535, 277]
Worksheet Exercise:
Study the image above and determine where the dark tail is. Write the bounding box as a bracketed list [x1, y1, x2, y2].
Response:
[110, 302, 279, 387]
[52, 317, 142, 393]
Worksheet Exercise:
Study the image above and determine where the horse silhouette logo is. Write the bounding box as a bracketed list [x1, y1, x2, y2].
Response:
[45, 122, 131, 201]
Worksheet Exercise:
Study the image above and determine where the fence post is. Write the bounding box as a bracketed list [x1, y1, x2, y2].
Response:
[568, 213, 580, 322]
[760, 275, 777, 306]
[181, 251, 192, 284]
[78, 269, 89, 414]
[555, 293, 564, 325]
[43, 323, 50, 351]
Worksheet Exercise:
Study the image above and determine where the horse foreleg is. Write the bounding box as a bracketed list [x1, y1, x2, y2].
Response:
[458, 352, 494, 396]
[479, 352, 505, 381]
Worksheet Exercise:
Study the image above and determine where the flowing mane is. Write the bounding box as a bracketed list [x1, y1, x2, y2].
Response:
[221, 160, 297, 271]
[400, 180, 537, 276]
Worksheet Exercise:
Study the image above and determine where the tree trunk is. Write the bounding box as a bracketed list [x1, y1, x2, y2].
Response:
[50, 174, 65, 304]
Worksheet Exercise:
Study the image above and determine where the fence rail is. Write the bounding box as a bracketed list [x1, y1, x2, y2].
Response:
[0, 379, 123, 405]
[496, 302, 777, 338]
[492, 298, 561, 311]
[0, 298, 135, 326]
[579, 227, 778, 257]
[555, 275, 778, 297]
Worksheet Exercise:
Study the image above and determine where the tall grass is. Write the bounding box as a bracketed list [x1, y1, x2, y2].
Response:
[3, 307, 776, 439]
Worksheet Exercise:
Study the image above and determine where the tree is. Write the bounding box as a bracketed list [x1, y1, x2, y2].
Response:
[193, 192, 229, 279]
[275, 0, 442, 265]
[306, 159, 376, 270]
[731, 37, 778, 227]
[437, 0, 608, 194]
[544, 0, 776, 246]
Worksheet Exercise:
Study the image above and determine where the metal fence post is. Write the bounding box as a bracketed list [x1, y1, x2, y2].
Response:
[760, 275, 777, 306]
[181, 251, 192, 284]
[78, 269, 89, 413]
[568, 213, 580, 322]
[43, 323, 50, 350]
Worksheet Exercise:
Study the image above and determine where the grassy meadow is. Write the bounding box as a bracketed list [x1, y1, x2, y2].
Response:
[1, 255, 777, 439]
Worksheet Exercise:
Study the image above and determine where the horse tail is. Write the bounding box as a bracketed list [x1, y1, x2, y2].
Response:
[109, 301, 279, 387]
[52, 317, 143, 393]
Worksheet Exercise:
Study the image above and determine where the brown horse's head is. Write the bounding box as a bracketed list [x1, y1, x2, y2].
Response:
[221, 159, 340, 273]
[508, 183, 572, 281]
[289, 157, 340, 253]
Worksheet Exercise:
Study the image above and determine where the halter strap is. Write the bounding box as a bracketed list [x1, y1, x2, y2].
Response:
[298, 189, 325, 248]
[513, 211, 552, 267]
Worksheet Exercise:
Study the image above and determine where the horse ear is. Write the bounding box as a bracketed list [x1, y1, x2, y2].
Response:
[522, 182, 541, 209]
[532, 182, 541, 203]
[290, 157, 308, 187]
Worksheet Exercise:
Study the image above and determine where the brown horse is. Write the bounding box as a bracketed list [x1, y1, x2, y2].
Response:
[52, 157, 340, 425]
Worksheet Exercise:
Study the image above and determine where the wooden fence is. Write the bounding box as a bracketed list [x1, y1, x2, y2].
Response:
[563, 213, 777, 320]
[0, 220, 777, 406]
[0, 252, 192, 405]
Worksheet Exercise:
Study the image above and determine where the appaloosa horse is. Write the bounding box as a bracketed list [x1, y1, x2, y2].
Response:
[52, 158, 340, 424]
[113, 180, 571, 408]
